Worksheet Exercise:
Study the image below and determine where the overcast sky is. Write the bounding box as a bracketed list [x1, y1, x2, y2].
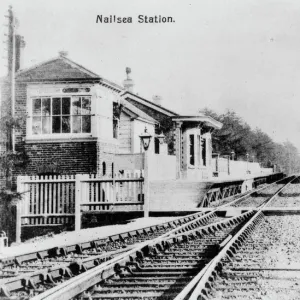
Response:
[1, 0, 300, 150]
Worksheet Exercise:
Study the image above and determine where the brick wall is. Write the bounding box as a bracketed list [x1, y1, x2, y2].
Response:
[1, 81, 98, 176]
[19, 141, 98, 175]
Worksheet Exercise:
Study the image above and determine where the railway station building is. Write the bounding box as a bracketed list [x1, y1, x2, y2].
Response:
[0, 49, 281, 243]
[1, 51, 223, 182]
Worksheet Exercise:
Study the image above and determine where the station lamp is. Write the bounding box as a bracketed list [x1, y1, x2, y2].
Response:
[156, 132, 165, 144]
[139, 127, 153, 151]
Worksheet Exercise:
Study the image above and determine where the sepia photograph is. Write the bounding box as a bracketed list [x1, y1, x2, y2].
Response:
[0, 0, 300, 299]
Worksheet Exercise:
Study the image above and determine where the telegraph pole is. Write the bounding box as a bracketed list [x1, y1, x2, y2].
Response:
[8, 6, 16, 152]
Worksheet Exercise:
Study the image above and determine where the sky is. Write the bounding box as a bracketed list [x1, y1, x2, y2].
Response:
[1, 0, 300, 150]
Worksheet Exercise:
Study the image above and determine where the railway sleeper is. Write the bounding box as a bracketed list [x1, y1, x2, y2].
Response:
[77, 291, 181, 300]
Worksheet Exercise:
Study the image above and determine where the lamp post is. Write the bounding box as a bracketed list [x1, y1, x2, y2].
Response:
[139, 127, 152, 217]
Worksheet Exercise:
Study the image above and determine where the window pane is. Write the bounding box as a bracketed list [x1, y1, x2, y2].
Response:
[113, 119, 118, 139]
[42, 98, 51, 116]
[52, 98, 61, 115]
[32, 98, 41, 115]
[82, 97, 91, 115]
[197, 135, 201, 165]
[82, 115, 91, 133]
[42, 117, 51, 134]
[62, 116, 70, 133]
[202, 138, 206, 166]
[62, 97, 70, 115]
[72, 97, 81, 115]
[189, 135, 195, 166]
[32, 117, 41, 135]
[72, 116, 81, 133]
[52, 116, 61, 133]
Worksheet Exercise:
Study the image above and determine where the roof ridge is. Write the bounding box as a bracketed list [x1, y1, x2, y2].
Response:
[16, 56, 100, 79]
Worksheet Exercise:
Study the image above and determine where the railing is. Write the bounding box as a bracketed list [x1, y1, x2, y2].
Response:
[17, 175, 76, 226]
[16, 171, 144, 242]
[80, 171, 144, 212]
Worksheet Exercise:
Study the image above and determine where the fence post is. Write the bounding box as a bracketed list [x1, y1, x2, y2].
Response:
[75, 174, 82, 231]
[16, 176, 23, 243]
[228, 157, 230, 176]
[144, 151, 150, 217]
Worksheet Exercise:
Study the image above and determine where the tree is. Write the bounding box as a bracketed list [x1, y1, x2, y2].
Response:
[201, 107, 300, 174]
[0, 111, 28, 201]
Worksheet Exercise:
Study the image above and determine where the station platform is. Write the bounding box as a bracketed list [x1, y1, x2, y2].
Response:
[149, 172, 284, 210]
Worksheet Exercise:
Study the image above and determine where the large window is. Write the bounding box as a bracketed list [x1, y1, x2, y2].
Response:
[32, 96, 91, 135]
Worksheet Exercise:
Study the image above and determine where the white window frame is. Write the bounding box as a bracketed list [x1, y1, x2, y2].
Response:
[187, 128, 207, 169]
[27, 94, 93, 140]
[113, 116, 119, 139]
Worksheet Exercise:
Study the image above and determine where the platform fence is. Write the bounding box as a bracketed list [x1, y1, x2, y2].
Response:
[16, 171, 144, 242]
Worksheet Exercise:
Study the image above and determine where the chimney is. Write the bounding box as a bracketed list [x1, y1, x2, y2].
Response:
[15, 35, 25, 72]
[59, 51, 68, 57]
[123, 67, 134, 92]
[152, 95, 162, 106]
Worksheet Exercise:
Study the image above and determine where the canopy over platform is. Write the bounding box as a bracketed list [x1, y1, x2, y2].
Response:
[172, 114, 222, 130]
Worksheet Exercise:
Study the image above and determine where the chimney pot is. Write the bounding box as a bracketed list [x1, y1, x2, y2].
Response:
[59, 51, 68, 57]
[152, 95, 162, 106]
[123, 67, 134, 92]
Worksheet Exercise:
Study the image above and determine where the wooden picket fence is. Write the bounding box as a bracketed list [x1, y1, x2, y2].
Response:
[16, 171, 145, 242]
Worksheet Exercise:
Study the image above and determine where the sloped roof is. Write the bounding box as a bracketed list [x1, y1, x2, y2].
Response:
[172, 114, 223, 129]
[15, 56, 124, 92]
[16, 56, 100, 81]
[122, 91, 179, 117]
[13, 55, 222, 129]
[122, 100, 157, 124]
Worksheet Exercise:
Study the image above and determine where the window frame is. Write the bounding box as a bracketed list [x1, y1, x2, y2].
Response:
[28, 95, 92, 139]
[113, 116, 119, 139]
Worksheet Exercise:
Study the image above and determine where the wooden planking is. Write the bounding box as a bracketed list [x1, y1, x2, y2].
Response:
[17, 172, 144, 226]
[118, 112, 132, 153]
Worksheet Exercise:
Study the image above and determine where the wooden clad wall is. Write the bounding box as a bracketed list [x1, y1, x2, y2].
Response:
[118, 112, 132, 153]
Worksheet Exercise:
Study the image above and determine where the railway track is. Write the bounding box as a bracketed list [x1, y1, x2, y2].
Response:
[0, 175, 296, 299]
[266, 176, 300, 207]
[29, 210, 255, 300]
[2, 175, 288, 282]
[181, 174, 300, 300]
[208, 212, 300, 300]
[229, 176, 295, 208]
[0, 210, 230, 298]
[0, 212, 220, 277]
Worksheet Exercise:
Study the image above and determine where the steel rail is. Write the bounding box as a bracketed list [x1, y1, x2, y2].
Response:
[0, 210, 226, 297]
[29, 210, 255, 300]
[0, 175, 291, 299]
[1, 173, 288, 269]
[0, 210, 210, 267]
[184, 174, 297, 300]
[262, 174, 298, 208]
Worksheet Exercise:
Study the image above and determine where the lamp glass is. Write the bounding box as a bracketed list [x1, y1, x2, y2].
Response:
[139, 127, 152, 151]
[156, 132, 165, 144]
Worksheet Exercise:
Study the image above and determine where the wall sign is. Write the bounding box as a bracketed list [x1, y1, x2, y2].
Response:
[63, 87, 90, 93]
